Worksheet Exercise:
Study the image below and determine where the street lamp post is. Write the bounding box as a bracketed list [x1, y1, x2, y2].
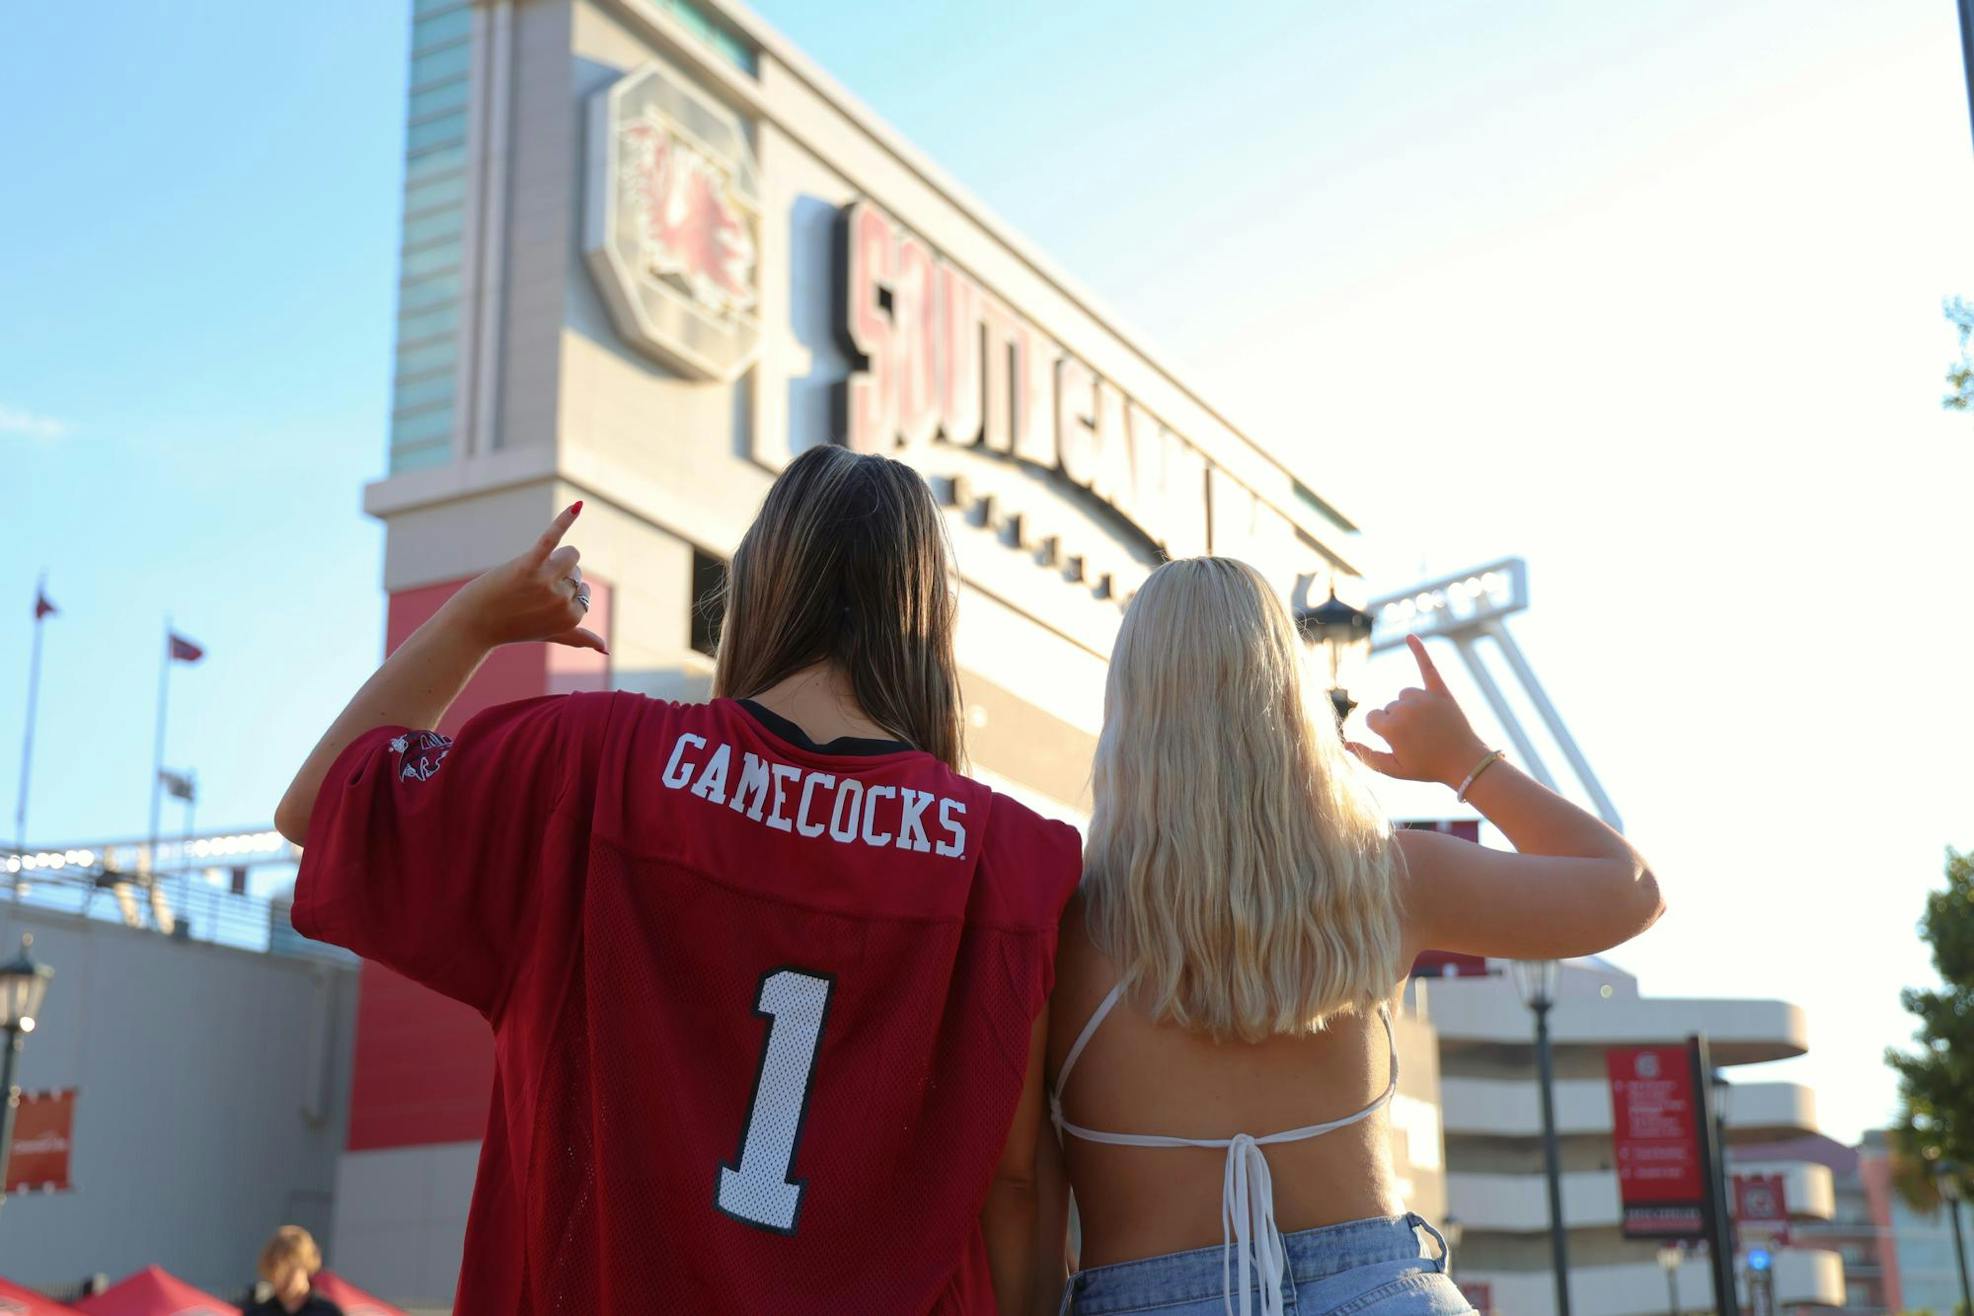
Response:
[1295, 587, 1375, 725]
[1712, 1070, 1736, 1252]
[1511, 958, 1571, 1316]
[1938, 1159, 1974, 1316]
[1959, 0, 1974, 155]
[1656, 1242, 1683, 1316]
[0, 933, 54, 1213]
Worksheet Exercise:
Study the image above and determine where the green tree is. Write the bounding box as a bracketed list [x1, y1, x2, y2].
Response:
[1888, 847, 1974, 1207]
[1947, 299, 1974, 412]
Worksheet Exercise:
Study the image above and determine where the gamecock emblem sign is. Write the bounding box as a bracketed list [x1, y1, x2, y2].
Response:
[584, 60, 762, 380]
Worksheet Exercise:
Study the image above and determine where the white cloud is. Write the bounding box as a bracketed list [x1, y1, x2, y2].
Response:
[0, 405, 72, 440]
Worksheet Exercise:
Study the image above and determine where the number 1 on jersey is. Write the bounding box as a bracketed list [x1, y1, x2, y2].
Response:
[717, 968, 834, 1233]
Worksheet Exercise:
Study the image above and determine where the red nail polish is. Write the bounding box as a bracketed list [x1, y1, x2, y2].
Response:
[571, 500, 584, 517]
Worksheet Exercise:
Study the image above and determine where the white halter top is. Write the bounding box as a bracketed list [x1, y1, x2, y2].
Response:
[1049, 984, 1399, 1316]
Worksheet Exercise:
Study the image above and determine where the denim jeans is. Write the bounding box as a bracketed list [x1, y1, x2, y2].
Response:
[1061, 1213, 1476, 1315]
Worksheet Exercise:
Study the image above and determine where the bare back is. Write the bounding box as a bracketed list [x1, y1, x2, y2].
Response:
[1048, 899, 1406, 1269]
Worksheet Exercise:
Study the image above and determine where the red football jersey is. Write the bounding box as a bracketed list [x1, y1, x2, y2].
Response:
[294, 693, 1081, 1313]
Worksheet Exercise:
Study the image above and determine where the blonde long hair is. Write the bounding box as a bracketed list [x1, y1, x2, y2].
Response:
[1083, 557, 1401, 1043]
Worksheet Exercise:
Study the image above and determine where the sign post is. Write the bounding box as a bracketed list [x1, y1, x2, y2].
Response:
[1605, 1036, 1737, 1316]
[1691, 1036, 1740, 1316]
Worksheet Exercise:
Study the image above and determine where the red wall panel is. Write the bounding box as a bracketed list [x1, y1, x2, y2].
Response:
[346, 960, 498, 1150]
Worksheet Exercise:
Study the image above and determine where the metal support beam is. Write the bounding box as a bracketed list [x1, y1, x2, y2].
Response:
[1368, 560, 1624, 833]
[1451, 637, 1559, 791]
[1483, 622, 1623, 831]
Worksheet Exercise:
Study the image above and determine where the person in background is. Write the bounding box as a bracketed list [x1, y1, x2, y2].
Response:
[1040, 557, 1664, 1315]
[242, 1226, 343, 1316]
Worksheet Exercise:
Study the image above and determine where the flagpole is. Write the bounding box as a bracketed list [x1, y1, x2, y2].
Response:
[149, 617, 172, 881]
[14, 574, 50, 866]
[180, 774, 196, 939]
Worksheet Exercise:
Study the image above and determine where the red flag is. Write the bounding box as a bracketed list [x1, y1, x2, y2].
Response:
[168, 632, 204, 663]
[33, 588, 55, 620]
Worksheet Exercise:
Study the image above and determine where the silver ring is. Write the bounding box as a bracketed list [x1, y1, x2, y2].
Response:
[574, 586, 592, 611]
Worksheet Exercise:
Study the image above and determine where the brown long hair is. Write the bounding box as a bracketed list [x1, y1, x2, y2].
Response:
[712, 444, 965, 768]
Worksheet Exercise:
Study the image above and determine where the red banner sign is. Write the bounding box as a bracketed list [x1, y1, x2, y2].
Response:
[5, 1088, 75, 1192]
[1607, 1046, 1706, 1238]
[1734, 1172, 1791, 1244]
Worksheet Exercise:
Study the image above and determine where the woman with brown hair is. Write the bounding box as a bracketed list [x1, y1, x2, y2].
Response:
[276, 445, 1081, 1313]
[243, 1227, 342, 1316]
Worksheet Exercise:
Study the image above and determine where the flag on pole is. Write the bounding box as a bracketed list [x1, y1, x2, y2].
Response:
[32, 585, 55, 620]
[158, 769, 196, 803]
[168, 632, 204, 663]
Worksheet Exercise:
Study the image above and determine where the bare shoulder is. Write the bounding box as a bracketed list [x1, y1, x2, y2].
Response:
[1387, 827, 1443, 906]
[1390, 826, 1458, 883]
[1045, 890, 1115, 1079]
[1387, 827, 1472, 958]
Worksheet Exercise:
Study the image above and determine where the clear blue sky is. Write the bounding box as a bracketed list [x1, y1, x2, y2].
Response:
[3, 1, 1970, 1142]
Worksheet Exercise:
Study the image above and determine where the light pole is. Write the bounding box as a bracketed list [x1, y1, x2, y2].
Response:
[1712, 1068, 1737, 1283]
[1959, 0, 1974, 155]
[1295, 587, 1374, 725]
[0, 934, 54, 1213]
[1937, 1159, 1974, 1316]
[1656, 1242, 1682, 1316]
[1511, 958, 1570, 1316]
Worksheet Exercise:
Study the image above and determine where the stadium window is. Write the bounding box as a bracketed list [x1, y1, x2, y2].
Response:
[690, 550, 726, 657]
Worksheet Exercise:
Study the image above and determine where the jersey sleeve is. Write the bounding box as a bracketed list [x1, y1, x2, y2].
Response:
[291, 692, 618, 1017]
[975, 800, 1084, 933]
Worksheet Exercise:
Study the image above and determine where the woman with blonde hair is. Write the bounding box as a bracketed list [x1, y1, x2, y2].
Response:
[1043, 557, 1663, 1315]
[244, 1226, 341, 1316]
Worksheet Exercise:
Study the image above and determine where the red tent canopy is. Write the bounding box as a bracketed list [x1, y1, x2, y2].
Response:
[72, 1268, 236, 1316]
[309, 1274, 404, 1316]
[0, 1276, 82, 1315]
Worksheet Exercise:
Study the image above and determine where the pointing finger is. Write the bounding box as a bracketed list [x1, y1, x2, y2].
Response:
[1407, 635, 1450, 695]
[550, 627, 609, 655]
[530, 501, 584, 564]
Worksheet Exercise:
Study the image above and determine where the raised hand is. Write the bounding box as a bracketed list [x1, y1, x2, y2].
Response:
[1346, 635, 1487, 787]
[440, 502, 609, 654]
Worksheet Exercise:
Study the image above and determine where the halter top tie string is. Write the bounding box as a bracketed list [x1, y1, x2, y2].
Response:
[1222, 1132, 1288, 1316]
[1050, 982, 1400, 1316]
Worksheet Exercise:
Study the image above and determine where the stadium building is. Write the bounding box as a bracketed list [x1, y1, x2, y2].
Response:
[1420, 959, 1847, 1314]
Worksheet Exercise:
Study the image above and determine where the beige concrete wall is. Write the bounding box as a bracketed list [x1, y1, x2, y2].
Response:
[495, 0, 576, 457]
[0, 907, 357, 1293]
